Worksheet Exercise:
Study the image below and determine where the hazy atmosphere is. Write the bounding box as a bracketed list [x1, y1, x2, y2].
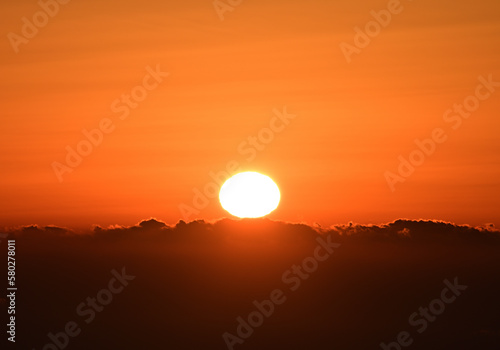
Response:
[1, 0, 499, 349]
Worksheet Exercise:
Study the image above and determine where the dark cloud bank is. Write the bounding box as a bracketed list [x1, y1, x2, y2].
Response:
[6, 217, 499, 243]
[2, 219, 500, 349]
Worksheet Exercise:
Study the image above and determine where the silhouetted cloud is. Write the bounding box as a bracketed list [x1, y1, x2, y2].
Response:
[4, 218, 499, 245]
[4, 217, 500, 349]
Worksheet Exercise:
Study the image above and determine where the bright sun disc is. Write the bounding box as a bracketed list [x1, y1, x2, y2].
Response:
[219, 172, 280, 218]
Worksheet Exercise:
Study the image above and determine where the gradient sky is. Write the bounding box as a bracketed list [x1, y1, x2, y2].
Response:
[1, 0, 499, 228]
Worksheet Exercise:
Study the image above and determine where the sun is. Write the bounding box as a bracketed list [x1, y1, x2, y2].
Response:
[219, 172, 280, 218]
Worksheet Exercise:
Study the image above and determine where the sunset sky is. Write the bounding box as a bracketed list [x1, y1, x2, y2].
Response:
[1, 0, 499, 229]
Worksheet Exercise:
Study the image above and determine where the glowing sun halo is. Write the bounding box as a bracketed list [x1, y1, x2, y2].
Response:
[219, 172, 280, 218]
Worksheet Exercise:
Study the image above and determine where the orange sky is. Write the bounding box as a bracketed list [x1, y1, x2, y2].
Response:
[1, 0, 499, 228]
